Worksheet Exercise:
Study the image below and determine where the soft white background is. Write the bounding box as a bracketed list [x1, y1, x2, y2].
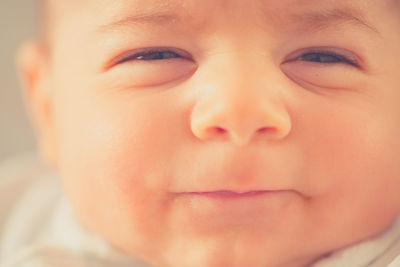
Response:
[0, 1, 37, 161]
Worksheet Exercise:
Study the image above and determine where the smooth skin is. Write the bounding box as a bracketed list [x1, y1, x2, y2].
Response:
[19, 0, 400, 266]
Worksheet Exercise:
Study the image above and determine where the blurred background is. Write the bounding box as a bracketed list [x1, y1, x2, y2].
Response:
[0, 1, 37, 161]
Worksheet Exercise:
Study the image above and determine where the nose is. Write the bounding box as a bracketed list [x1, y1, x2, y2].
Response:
[190, 57, 292, 147]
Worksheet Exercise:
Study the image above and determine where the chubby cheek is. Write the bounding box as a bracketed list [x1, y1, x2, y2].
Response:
[297, 95, 400, 240]
[53, 89, 184, 255]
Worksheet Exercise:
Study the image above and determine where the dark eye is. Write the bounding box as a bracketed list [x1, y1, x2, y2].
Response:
[116, 49, 184, 65]
[298, 52, 357, 66]
[135, 51, 182, 61]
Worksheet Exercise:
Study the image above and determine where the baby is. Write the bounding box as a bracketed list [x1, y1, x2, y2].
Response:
[1, 0, 400, 266]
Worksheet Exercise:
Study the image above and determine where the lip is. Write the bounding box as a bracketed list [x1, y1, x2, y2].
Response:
[174, 189, 296, 230]
[187, 190, 277, 199]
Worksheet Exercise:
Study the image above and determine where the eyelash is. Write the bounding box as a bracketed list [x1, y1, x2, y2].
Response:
[115, 48, 185, 64]
[296, 51, 358, 67]
[115, 48, 358, 66]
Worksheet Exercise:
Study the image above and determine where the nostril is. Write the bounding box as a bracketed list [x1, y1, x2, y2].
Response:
[216, 127, 226, 133]
[206, 127, 227, 137]
[257, 127, 278, 134]
[258, 127, 269, 133]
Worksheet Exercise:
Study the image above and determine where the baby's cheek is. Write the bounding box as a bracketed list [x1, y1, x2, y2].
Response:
[56, 99, 178, 258]
[59, 135, 170, 259]
[308, 110, 400, 236]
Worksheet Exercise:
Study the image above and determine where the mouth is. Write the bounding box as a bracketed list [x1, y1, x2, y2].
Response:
[174, 189, 301, 233]
[186, 190, 279, 199]
[174, 189, 297, 228]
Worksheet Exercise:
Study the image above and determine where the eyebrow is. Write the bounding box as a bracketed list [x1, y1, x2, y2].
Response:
[98, 13, 184, 32]
[288, 7, 380, 35]
[97, 7, 380, 36]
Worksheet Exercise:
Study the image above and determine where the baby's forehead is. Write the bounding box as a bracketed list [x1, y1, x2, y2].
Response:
[44, 0, 400, 15]
[41, 0, 399, 45]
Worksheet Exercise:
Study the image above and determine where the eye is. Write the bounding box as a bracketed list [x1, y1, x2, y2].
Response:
[105, 47, 197, 88]
[114, 48, 188, 65]
[281, 48, 364, 91]
[131, 50, 181, 61]
[297, 51, 358, 67]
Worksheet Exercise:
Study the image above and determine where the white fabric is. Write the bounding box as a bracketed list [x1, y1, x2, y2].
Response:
[311, 219, 400, 267]
[389, 256, 400, 267]
[1, 152, 400, 267]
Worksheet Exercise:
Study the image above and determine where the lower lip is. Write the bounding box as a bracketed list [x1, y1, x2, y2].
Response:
[176, 190, 295, 226]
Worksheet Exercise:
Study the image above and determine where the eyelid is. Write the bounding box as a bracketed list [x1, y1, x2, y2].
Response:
[108, 47, 193, 67]
[283, 47, 361, 67]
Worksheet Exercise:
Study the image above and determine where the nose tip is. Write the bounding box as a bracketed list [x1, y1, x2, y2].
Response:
[191, 106, 291, 146]
[214, 126, 279, 147]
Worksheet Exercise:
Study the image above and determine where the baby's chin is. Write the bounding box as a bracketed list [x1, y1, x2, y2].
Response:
[150, 236, 321, 267]
[104, 225, 324, 267]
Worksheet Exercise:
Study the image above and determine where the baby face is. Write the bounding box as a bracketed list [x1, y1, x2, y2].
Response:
[23, 0, 400, 266]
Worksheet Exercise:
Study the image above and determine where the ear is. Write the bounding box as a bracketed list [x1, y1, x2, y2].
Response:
[17, 41, 57, 168]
